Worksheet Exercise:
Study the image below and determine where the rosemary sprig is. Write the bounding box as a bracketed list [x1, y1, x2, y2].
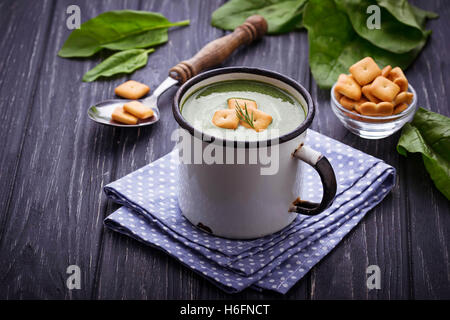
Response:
[234, 100, 255, 128]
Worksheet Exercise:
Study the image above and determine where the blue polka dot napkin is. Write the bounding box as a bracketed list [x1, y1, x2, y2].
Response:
[103, 129, 395, 294]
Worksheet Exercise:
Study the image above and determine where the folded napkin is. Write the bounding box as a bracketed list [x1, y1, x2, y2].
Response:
[103, 129, 395, 294]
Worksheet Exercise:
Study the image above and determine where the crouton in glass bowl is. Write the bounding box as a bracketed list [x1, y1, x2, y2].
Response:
[330, 83, 417, 139]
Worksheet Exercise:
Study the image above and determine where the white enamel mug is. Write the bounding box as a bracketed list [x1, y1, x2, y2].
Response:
[172, 67, 337, 239]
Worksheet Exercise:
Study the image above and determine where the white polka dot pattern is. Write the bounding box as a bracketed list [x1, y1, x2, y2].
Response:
[104, 129, 396, 294]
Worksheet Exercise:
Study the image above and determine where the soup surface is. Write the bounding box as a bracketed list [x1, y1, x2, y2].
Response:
[181, 80, 306, 141]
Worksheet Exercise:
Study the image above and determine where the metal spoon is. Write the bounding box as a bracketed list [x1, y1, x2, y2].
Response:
[87, 15, 268, 128]
[87, 77, 177, 127]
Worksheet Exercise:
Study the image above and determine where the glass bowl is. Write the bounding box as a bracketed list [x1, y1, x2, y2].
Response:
[330, 83, 417, 139]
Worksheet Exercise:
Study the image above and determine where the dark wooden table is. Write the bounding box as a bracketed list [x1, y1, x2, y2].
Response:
[0, 0, 449, 300]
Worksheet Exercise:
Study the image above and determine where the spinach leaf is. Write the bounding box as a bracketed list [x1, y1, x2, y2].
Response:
[211, 0, 436, 88]
[377, 0, 438, 31]
[82, 49, 154, 82]
[336, 0, 428, 54]
[101, 29, 168, 51]
[211, 0, 307, 34]
[59, 10, 189, 58]
[397, 108, 450, 200]
[303, 0, 425, 88]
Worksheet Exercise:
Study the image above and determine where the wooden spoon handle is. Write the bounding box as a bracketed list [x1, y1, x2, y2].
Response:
[169, 15, 268, 84]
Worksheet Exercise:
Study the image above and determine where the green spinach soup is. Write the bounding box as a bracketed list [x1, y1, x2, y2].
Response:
[181, 80, 306, 141]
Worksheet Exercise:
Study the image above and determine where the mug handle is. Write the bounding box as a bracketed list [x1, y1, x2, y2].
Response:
[289, 144, 337, 215]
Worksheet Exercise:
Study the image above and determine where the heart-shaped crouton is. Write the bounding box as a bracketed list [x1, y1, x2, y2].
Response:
[393, 92, 414, 106]
[394, 78, 408, 92]
[212, 109, 240, 129]
[389, 67, 408, 92]
[359, 101, 394, 116]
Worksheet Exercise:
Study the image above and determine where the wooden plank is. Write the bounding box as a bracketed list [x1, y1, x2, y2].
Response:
[308, 77, 412, 299]
[95, 0, 311, 299]
[0, 0, 141, 299]
[310, 0, 449, 299]
[94, 0, 227, 300]
[94, 0, 240, 300]
[308, 83, 411, 299]
[1, 0, 448, 300]
[404, 0, 450, 299]
[0, 0, 54, 247]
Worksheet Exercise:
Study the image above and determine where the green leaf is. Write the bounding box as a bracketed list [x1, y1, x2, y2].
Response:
[58, 10, 189, 58]
[376, 0, 438, 31]
[303, 0, 426, 88]
[397, 108, 450, 200]
[101, 28, 168, 51]
[335, 0, 429, 54]
[82, 48, 154, 82]
[211, 0, 307, 34]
